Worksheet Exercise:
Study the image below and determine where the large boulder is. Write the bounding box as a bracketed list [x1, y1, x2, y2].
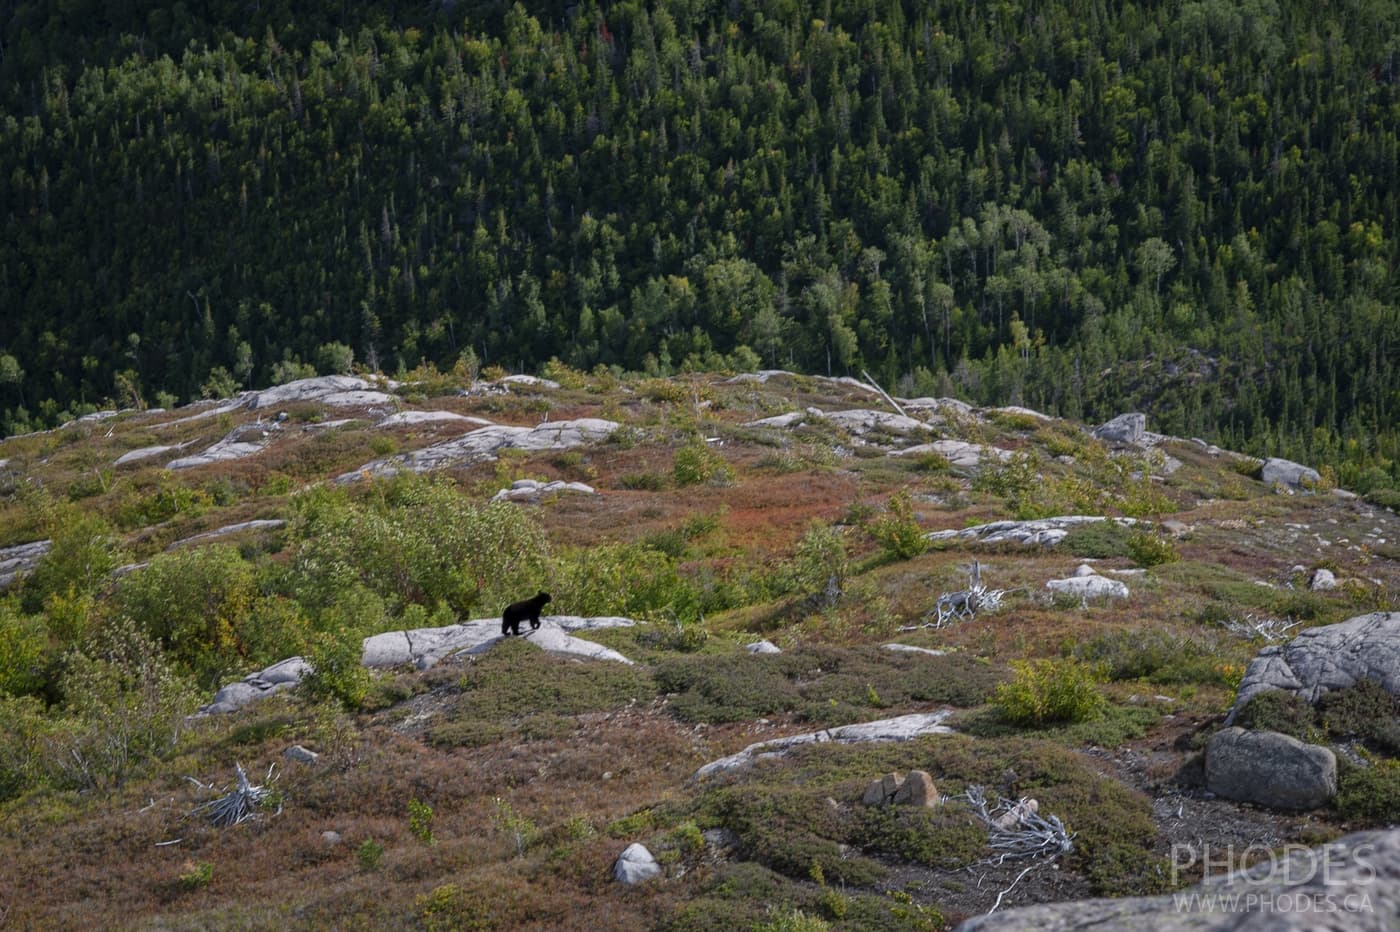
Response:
[1225, 612, 1400, 724]
[1092, 413, 1146, 444]
[1046, 573, 1130, 601]
[956, 826, 1400, 931]
[1205, 727, 1337, 810]
[613, 843, 661, 884]
[0, 539, 52, 591]
[1261, 457, 1322, 490]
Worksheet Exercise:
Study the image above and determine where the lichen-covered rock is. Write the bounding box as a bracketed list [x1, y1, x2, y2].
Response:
[1261, 456, 1322, 490]
[1205, 727, 1337, 810]
[361, 617, 635, 670]
[746, 640, 782, 654]
[894, 439, 1013, 468]
[337, 418, 620, 481]
[1093, 413, 1147, 444]
[1309, 568, 1337, 591]
[0, 539, 51, 591]
[1225, 612, 1400, 724]
[166, 423, 276, 469]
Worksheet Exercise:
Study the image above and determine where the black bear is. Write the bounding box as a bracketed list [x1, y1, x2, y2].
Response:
[502, 591, 552, 636]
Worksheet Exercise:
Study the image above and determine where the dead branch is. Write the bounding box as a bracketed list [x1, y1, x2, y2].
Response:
[188, 762, 280, 828]
[860, 369, 907, 418]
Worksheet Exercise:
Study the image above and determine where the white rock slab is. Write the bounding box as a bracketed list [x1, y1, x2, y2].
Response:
[167, 519, 287, 549]
[0, 539, 52, 590]
[882, 644, 948, 657]
[895, 440, 1012, 468]
[491, 479, 597, 503]
[928, 516, 1139, 547]
[1046, 574, 1130, 600]
[114, 440, 197, 466]
[362, 616, 635, 670]
[337, 418, 620, 482]
[692, 710, 956, 780]
[321, 390, 396, 407]
[376, 411, 492, 428]
[167, 424, 276, 470]
[746, 640, 782, 654]
[244, 375, 380, 410]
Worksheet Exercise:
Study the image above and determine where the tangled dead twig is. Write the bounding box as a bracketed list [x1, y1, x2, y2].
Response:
[1219, 613, 1302, 643]
[188, 762, 280, 827]
[957, 785, 1074, 915]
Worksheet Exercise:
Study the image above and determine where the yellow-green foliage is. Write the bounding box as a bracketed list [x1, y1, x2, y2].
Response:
[290, 476, 548, 616]
[994, 658, 1108, 726]
[673, 437, 733, 486]
[867, 488, 927, 559]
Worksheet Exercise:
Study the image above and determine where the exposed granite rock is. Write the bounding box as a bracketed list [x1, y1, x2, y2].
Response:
[956, 826, 1400, 931]
[361, 616, 635, 670]
[1047, 573, 1130, 601]
[928, 516, 1139, 548]
[692, 711, 955, 780]
[114, 439, 197, 466]
[0, 539, 52, 591]
[613, 843, 661, 884]
[167, 424, 276, 470]
[1225, 612, 1400, 724]
[746, 640, 782, 654]
[882, 644, 947, 657]
[376, 410, 492, 429]
[1093, 413, 1147, 444]
[490, 479, 597, 503]
[244, 375, 385, 410]
[167, 519, 286, 550]
[1206, 727, 1337, 810]
[337, 418, 620, 481]
[1309, 568, 1337, 591]
[1262, 457, 1322, 490]
[895, 440, 1013, 468]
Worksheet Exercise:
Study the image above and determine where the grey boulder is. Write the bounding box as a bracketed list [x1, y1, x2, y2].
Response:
[1093, 413, 1146, 444]
[1225, 612, 1400, 723]
[1205, 727, 1337, 810]
[613, 843, 661, 884]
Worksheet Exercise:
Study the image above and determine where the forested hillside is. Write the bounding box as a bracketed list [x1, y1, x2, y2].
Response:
[2, 0, 1398, 490]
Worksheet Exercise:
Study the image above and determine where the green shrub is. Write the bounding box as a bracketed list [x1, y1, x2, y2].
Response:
[1335, 758, 1400, 823]
[1126, 530, 1179, 567]
[994, 658, 1107, 726]
[790, 521, 847, 608]
[552, 541, 691, 619]
[1232, 690, 1317, 740]
[21, 506, 123, 613]
[300, 627, 372, 710]
[179, 861, 215, 890]
[0, 693, 52, 801]
[620, 470, 667, 491]
[408, 798, 436, 846]
[857, 806, 985, 869]
[291, 478, 549, 615]
[112, 544, 258, 687]
[357, 838, 384, 870]
[1075, 629, 1243, 687]
[673, 438, 734, 486]
[54, 617, 199, 790]
[867, 488, 927, 560]
[0, 598, 50, 696]
[1318, 679, 1400, 753]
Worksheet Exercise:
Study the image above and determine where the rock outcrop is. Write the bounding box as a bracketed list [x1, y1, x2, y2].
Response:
[167, 519, 287, 550]
[1225, 612, 1400, 724]
[894, 439, 1013, 468]
[0, 539, 51, 591]
[1046, 571, 1130, 601]
[928, 516, 1139, 548]
[862, 770, 939, 808]
[956, 826, 1400, 931]
[337, 418, 620, 481]
[360, 616, 636, 670]
[167, 423, 277, 469]
[692, 711, 955, 780]
[1092, 413, 1147, 444]
[1205, 727, 1338, 810]
[1262, 457, 1322, 490]
[490, 479, 597, 503]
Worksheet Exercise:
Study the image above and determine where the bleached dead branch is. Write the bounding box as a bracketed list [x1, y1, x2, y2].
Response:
[961, 785, 1074, 864]
[1219, 613, 1302, 643]
[188, 762, 280, 827]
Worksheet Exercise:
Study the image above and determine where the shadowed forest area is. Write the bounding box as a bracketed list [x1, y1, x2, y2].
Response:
[1, 0, 1398, 494]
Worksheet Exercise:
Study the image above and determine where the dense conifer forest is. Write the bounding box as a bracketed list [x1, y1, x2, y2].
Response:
[1, 0, 1398, 490]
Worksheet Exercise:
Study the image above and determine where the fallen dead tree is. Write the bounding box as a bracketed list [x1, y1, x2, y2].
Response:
[187, 762, 280, 827]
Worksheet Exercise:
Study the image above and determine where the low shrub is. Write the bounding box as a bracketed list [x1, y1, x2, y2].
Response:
[994, 658, 1107, 726]
[1335, 758, 1400, 823]
[867, 489, 928, 560]
[1126, 530, 1179, 567]
[1232, 690, 1317, 740]
[673, 438, 734, 487]
[1060, 521, 1133, 559]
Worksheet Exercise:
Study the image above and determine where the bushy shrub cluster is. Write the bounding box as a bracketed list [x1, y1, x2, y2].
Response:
[994, 658, 1107, 726]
